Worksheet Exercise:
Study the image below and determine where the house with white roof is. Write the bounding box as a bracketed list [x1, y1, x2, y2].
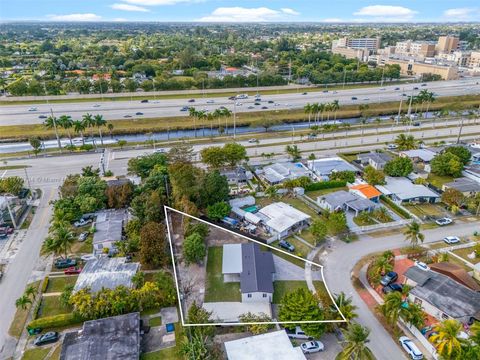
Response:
[257, 161, 312, 185]
[400, 149, 436, 163]
[256, 202, 311, 239]
[376, 176, 439, 204]
[307, 157, 357, 179]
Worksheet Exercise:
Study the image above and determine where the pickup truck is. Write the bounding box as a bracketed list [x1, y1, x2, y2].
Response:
[73, 218, 93, 228]
[285, 326, 314, 340]
[54, 258, 77, 269]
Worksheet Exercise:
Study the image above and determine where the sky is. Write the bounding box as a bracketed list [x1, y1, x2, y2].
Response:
[1, 0, 480, 23]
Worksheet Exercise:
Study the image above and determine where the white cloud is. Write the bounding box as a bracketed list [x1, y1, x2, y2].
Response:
[121, 0, 199, 5]
[321, 18, 343, 23]
[443, 8, 477, 21]
[48, 13, 102, 21]
[353, 5, 417, 21]
[198, 7, 299, 22]
[111, 3, 150, 12]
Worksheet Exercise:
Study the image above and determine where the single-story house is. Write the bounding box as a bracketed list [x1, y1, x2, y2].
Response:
[357, 152, 391, 170]
[256, 202, 311, 239]
[60, 313, 141, 360]
[463, 164, 480, 184]
[229, 196, 255, 209]
[349, 184, 382, 202]
[429, 262, 480, 292]
[404, 266, 480, 324]
[73, 257, 139, 293]
[93, 209, 128, 255]
[376, 176, 440, 204]
[224, 330, 306, 360]
[399, 149, 437, 163]
[443, 177, 480, 196]
[258, 162, 312, 185]
[222, 243, 275, 303]
[317, 190, 377, 215]
[220, 167, 249, 186]
[307, 157, 357, 179]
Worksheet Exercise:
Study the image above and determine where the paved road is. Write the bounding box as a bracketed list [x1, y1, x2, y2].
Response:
[322, 220, 480, 360]
[1, 79, 479, 126]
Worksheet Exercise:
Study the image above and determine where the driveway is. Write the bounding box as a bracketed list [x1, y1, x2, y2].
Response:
[273, 254, 306, 280]
[322, 219, 480, 360]
[305, 333, 342, 360]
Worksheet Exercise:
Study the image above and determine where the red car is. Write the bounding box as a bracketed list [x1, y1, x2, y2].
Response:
[64, 266, 82, 275]
[0, 227, 13, 235]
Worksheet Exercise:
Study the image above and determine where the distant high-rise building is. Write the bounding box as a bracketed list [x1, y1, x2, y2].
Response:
[436, 36, 460, 54]
[332, 37, 381, 52]
[395, 40, 436, 57]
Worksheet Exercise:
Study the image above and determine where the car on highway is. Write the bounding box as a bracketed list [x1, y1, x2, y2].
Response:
[274, 103, 280, 106]
[395, 87, 400, 90]
[235, 102, 242, 106]
[248, 138, 258, 143]
[322, 90, 328, 93]
[180, 106, 189, 111]
[421, 83, 427, 87]
[261, 106, 268, 109]
[399, 336, 423, 359]
[351, 97, 357, 100]
[188, 99, 195, 103]
[154, 148, 166, 153]
[414, 261, 430, 271]
[363, 98, 370, 100]
[34, 332, 59, 346]
[206, 100, 215, 104]
[140, 99, 149, 103]
[64, 266, 82, 275]
[413, 87, 419, 90]
[28, 107, 37, 111]
[387, 144, 398, 150]
[54, 258, 77, 269]
[93, 104, 101, 107]
[412, 122, 421, 127]
[443, 236, 460, 244]
[380, 271, 398, 286]
[39, 115, 47, 119]
[300, 341, 324, 354]
[74, 218, 92, 228]
[135, 112, 144, 115]
[78, 232, 89, 242]
[268, 100, 274, 104]
[278, 240, 295, 252]
[380, 88, 386, 90]
[254, 102, 261, 105]
[302, 92, 308, 95]
[228, 96, 236, 100]
[81, 254, 97, 262]
[436, 217, 453, 226]
[382, 283, 403, 294]
[124, 115, 132, 118]
[236, 94, 248, 99]
[247, 106, 254, 109]
[402, 93, 408, 96]
[219, 106, 227, 110]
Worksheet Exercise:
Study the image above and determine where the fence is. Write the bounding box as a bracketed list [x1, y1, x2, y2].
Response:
[350, 218, 413, 234]
[399, 319, 439, 360]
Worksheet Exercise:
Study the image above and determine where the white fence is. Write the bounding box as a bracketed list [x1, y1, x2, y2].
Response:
[399, 319, 439, 360]
[350, 218, 413, 234]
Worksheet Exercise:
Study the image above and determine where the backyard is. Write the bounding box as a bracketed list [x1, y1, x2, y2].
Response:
[44, 276, 78, 293]
[204, 246, 241, 302]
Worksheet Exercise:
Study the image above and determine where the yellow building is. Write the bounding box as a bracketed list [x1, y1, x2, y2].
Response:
[386, 59, 458, 80]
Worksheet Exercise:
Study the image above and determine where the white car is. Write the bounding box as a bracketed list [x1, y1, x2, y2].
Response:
[435, 217, 453, 226]
[414, 260, 430, 271]
[28, 107, 37, 111]
[248, 138, 258, 143]
[206, 100, 215, 104]
[300, 341, 324, 354]
[81, 254, 97, 262]
[93, 104, 101, 108]
[399, 336, 423, 359]
[443, 236, 460, 244]
[387, 144, 398, 150]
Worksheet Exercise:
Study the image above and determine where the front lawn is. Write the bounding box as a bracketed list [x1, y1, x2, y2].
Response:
[404, 203, 445, 218]
[282, 197, 320, 219]
[451, 244, 480, 264]
[37, 295, 72, 319]
[427, 173, 454, 188]
[273, 280, 330, 305]
[278, 237, 311, 259]
[45, 276, 78, 293]
[21, 347, 50, 360]
[71, 238, 93, 254]
[204, 247, 241, 302]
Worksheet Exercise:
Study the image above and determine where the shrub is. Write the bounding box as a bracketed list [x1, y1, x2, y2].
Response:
[305, 180, 346, 191]
[28, 313, 84, 330]
[380, 195, 411, 219]
[41, 277, 49, 293]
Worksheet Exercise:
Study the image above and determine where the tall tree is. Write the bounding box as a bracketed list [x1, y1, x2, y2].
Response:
[44, 115, 62, 151]
[430, 319, 465, 359]
[403, 221, 424, 248]
[139, 222, 169, 268]
[336, 323, 375, 360]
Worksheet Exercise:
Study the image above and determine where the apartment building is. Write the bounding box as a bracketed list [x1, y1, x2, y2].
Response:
[333, 36, 381, 51]
[436, 35, 460, 54]
[468, 51, 480, 69]
[385, 58, 458, 80]
[332, 46, 368, 60]
[395, 40, 436, 57]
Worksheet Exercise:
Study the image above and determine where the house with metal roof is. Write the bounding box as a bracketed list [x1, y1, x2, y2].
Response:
[376, 176, 439, 204]
[349, 184, 382, 202]
[404, 266, 480, 324]
[257, 202, 311, 239]
[73, 257, 139, 293]
[357, 152, 392, 170]
[443, 177, 480, 196]
[307, 157, 358, 179]
[60, 313, 140, 360]
[400, 149, 437, 163]
[257, 161, 312, 185]
[92, 209, 128, 256]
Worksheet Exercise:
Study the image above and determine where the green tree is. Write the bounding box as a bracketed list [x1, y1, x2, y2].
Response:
[430, 319, 465, 360]
[180, 333, 212, 360]
[44, 115, 62, 151]
[332, 292, 358, 323]
[200, 146, 226, 169]
[384, 157, 414, 177]
[286, 144, 302, 162]
[0, 176, 24, 195]
[444, 146, 471, 165]
[93, 114, 107, 145]
[72, 119, 86, 145]
[29, 137, 42, 156]
[183, 232, 206, 265]
[278, 287, 325, 338]
[15, 295, 32, 310]
[42, 223, 75, 258]
[363, 165, 385, 185]
[394, 133, 417, 150]
[206, 201, 231, 221]
[310, 219, 327, 245]
[186, 302, 214, 337]
[441, 188, 465, 208]
[325, 211, 348, 236]
[223, 142, 247, 166]
[336, 323, 374, 360]
[404, 221, 424, 248]
[430, 152, 464, 177]
[139, 222, 169, 268]
[127, 152, 168, 179]
[239, 312, 274, 335]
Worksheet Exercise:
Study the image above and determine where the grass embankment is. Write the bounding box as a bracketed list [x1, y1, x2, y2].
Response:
[21, 347, 50, 360]
[1, 94, 479, 141]
[204, 246, 241, 302]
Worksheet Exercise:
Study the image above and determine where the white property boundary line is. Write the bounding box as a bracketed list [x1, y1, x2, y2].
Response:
[164, 205, 347, 327]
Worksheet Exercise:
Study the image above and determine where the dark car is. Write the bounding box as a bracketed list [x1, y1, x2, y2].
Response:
[39, 115, 47, 119]
[279, 240, 295, 252]
[254, 102, 261, 105]
[261, 106, 268, 109]
[351, 97, 358, 100]
[34, 332, 59, 346]
[421, 83, 427, 86]
[413, 87, 419, 90]
[54, 258, 77, 269]
[135, 112, 144, 115]
[382, 283, 403, 294]
[302, 92, 308, 95]
[140, 99, 149, 103]
[380, 271, 398, 286]
[412, 122, 421, 127]
[268, 100, 274, 104]
[188, 99, 195, 103]
[0, 233, 7, 239]
[228, 96, 236, 100]
[322, 90, 328, 93]
[180, 106, 189, 112]
[395, 87, 400, 90]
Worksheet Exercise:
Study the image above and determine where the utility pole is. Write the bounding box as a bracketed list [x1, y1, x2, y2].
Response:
[233, 101, 237, 139]
[5, 197, 17, 229]
[23, 167, 33, 198]
[397, 98, 403, 125]
[342, 68, 347, 89]
[50, 108, 62, 152]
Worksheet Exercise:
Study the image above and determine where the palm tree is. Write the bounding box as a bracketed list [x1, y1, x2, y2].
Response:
[82, 113, 96, 141]
[43, 115, 62, 151]
[107, 123, 114, 138]
[24, 284, 37, 301]
[93, 114, 107, 145]
[380, 291, 404, 326]
[43, 223, 75, 259]
[374, 118, 382, 134]
[57, 115, 74, 146]
[72, 120, 86, 145]
[189, 107, 198, 137]
[332, 292, 358, 323]
[15, 295, 32, 310]
[332, 100, 340, 121]
[285, 144, 301, 161]
[403, 221, 424, 248]
[336, 323, 375, 360]
[304, 103, 313, 127]
[430, 319, 465, 359]
[402, 302, 425, 329]
[394, 133, 417, 150]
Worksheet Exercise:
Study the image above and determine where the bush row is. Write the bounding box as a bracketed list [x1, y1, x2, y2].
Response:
[380, 195, 412, 219]
[305, 180, 347, 192]
[28, 313, 84, 330]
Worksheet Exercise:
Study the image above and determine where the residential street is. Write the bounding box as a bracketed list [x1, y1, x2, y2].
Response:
[322, 219, 480, 360]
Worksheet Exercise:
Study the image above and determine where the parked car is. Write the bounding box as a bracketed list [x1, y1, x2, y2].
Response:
[436, 217, 453, 226]
[0, 233, 7, 239]
[300, 341, 324, 354]
[78, 232, 89, 242]
[81, 254, 97, 262]
[414, 261, 430, 271]
[54, 258, 77, 269]
[380, 271, 398, 286]
[443, 236, 460, 244]
[0, 226, 13, 234]
[382, 283, 403, 294]
[34, 332, 59, 346]
[279, 240, 295, 252]
[73, 218, 92, 228]
[140, 99, 149, 103]
[286, 327, 313, 340]
[64, 266, 82, 275]
[399, 336, 423, 359]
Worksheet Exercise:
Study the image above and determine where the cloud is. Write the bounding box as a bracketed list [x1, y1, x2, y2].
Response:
[121, 0, 200, 5]
[443, 8, 478, 21]
[111, 3, 150, 12]
[321, 18, 343, 23]
[198, 7, 299, 22]
[353, 5, 417, 21]
[48, 13, 102, 21]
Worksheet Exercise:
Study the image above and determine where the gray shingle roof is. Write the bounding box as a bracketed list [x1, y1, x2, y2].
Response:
[321, 191, 357, 209]
[444, 177, 480, 193]
[240, 243, 275, 294]
[93, 209, 127, 245]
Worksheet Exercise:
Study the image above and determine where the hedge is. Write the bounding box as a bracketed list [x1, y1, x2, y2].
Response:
[27, 313, 84, 330]
[380, 195, 412, 219]
[41, 277, 49, 293]
[305, 180, 347, 192]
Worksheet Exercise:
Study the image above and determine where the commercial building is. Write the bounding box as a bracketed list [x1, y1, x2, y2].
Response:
[332, 46, 368, 61]
[468, 51, 480, 69]
[436, 36, 460, 54]
[385, 58, 458, 80]
[73, 257, 139, 293]
[376, 177, 440, 204]
[333, 37, 381, 51]
[257, 202, 310, 239]
[60, 313, 141, 360]
[224, 330, 306, 360]
[395, 40, 436, 58]
[92, 209, 128, 255]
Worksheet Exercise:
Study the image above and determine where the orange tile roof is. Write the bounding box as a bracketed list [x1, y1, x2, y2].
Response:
[350, 184, 382, 199]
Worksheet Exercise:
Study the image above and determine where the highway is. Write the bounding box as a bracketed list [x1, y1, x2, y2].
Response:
[1, 79, 479, 126]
